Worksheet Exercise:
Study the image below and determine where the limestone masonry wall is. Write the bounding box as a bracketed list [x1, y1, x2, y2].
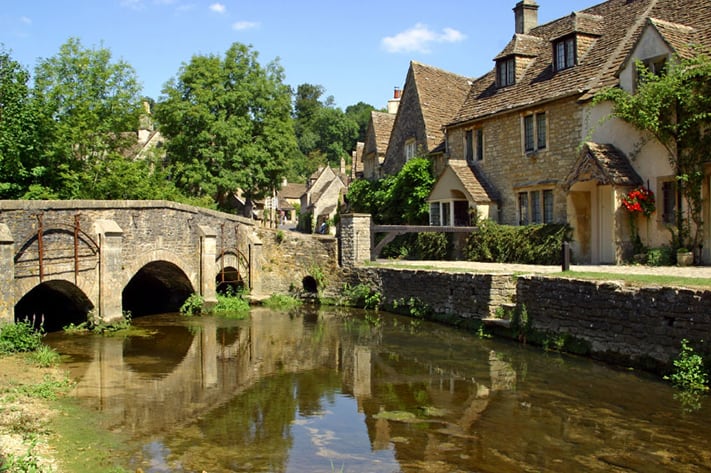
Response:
[347, 267, 711, 371]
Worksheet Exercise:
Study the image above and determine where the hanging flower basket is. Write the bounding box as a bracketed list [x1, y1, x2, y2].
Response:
[621, 186, 656, 217]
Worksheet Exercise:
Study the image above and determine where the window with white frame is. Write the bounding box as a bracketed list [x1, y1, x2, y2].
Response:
[465, 128, 484, 163]
[518, 189, 554, 225]
[554, 36, 576, 71]
[404, 139, 417, 162]
[497, 57, 515, 87]
[523, 112, 547, 153]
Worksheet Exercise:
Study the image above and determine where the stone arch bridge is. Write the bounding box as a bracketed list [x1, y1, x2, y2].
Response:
[0, 200, 265, 330]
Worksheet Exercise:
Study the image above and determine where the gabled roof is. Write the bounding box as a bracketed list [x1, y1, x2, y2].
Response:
[451, 0, 711, 126]
[278, 182, 306, 200]
[648, 17, 698, 59]
[564, 142, 643, 191]
[371, 111, 395, 155]
[430, 161, 500, 204]
[408, 61, 472, 152]
[352, 142, 365, 177]
[495, 34, 546, 60]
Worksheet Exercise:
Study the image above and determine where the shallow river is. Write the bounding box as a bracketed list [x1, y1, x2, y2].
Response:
[45, 307, 710, 473]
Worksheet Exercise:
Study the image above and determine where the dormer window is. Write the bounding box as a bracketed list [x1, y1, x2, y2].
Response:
[554, 36, 576, 71]
[497, 57, 516, 87]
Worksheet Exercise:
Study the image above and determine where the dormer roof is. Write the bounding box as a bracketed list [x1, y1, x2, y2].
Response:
[495, 34, 546, 60]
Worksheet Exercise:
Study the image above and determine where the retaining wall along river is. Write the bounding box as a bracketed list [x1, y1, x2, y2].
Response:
[346, 267, 711, 372]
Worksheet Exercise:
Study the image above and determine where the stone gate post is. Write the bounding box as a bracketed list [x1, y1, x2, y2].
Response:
[95, 219, 124, 323]
[0, 224, 14, 324]
[340, 213, 372, 267]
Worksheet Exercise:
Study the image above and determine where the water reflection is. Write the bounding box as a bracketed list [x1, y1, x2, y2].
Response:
[45, 307, 711, 473]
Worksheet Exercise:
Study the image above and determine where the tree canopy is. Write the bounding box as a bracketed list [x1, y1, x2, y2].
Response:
[292, 82, 366, 172]
[155, 43, 298, 213]
[594, 51, 711, 248]
[346, 157, 434, 225]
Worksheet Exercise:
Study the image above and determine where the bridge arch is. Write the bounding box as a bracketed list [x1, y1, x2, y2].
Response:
[122, 255, 195, 317]
[216, 250, 250, 292]
[15, 280, 93, 332]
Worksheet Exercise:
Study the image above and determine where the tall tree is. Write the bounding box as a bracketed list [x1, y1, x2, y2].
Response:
[155, 43, 297, 213]
[345, 101, 376, 143]
[0, 48, 37, 198]
[32, 38, 143, 198]
[293, 82, 360, 170]
[595, 51, 711, 249]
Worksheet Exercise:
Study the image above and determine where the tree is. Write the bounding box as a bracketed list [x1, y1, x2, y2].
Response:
[0, 47, 38, 198]
[32, 38, 144, 199]
[155, 43, 298, 214]
[346, 157, 434, 225]
[292, 82, 359, 170]
[345, 101, 376, 143]
[594, 51, 711, 249]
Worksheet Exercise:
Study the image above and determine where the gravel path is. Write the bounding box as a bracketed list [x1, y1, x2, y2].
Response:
[373, 259, 711, 280]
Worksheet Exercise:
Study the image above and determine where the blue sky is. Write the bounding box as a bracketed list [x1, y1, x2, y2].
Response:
[1, 0, 593, 110]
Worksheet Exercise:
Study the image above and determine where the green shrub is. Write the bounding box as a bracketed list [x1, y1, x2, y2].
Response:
[380, 232, 450, 260]
[646, 246, 675, 266]
[180, 293, 204, 316]
[213, 293, 250, 318]
[29, 345, 61, 368]
[664, 339, 709, 392]
[340, 284, 382, 310]
[465, 221, 572, 264]
[0, 319, 43, 355]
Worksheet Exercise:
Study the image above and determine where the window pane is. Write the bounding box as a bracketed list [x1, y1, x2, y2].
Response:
[543, 190, 554, 223]
[442, 202, 451, 226]
[524, 115, 534, 152]
[465, 130, 473, 163]
[536, 113, 546, 149]
[518, 193, 529, 225]
[506, 58, 515, 85]
[531, 191, 541, 223]
[662, 181, 676, 224]
[430, 203, 441, 226]
[566, 38, 575, 67]
[476, 128, 484, 161]
[556, 42, 566, 70]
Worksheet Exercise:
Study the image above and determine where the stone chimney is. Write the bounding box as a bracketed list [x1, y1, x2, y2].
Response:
[387, 87, 401, 115]
[513, 0, 539, 34]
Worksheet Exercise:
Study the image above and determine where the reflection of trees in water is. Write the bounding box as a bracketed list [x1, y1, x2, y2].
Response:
[174, 368, 343, 472]
[295, 368, 342, 416]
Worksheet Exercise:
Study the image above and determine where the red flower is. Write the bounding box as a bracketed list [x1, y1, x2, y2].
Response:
[621, 186, 655, 217]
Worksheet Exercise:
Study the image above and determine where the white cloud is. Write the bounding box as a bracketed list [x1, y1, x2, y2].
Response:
[381, 23, 466, 54]
[232, 21, 260, 31]
[20, 16, 32, 25]
[209, 3, 226, 14]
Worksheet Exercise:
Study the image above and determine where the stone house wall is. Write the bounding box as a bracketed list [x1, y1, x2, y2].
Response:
[447, 97, 583, 225]
[382, 81, 425, 175]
